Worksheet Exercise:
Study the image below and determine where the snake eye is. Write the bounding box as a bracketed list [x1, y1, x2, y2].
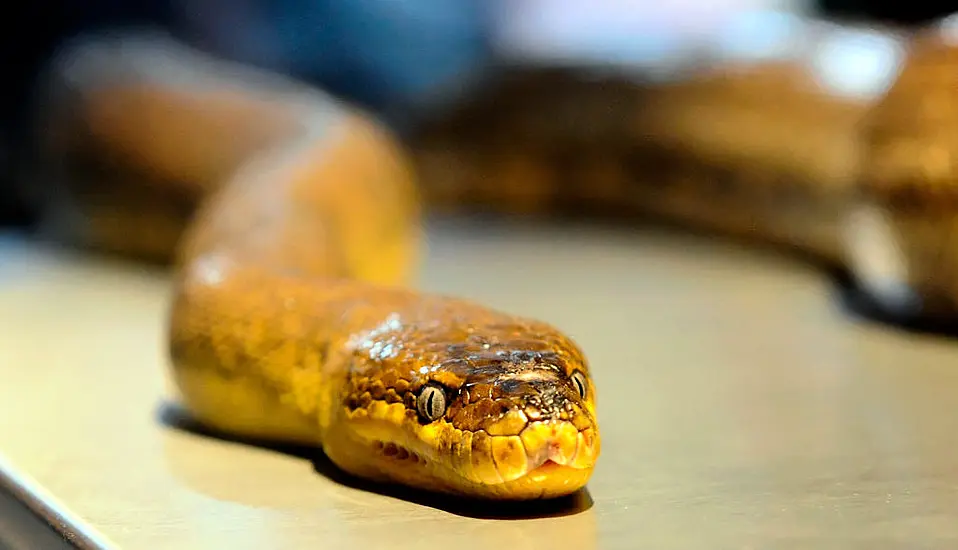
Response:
[417, 384, 447, 422]
[570, 371, 588, 399]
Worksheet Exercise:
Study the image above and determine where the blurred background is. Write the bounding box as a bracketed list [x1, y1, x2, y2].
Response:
[0, 0, 952, 234]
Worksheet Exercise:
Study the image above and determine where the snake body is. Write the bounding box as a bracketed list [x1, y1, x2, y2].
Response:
[39, 34, 599, 501]
[30, 14, 958, 499]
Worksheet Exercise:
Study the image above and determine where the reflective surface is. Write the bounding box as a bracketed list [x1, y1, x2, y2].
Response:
[3, 219, 958, 548]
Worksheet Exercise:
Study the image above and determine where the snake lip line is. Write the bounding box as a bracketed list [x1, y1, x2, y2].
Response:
[519, 460, 589, 490]
[528, 461, 574, 475]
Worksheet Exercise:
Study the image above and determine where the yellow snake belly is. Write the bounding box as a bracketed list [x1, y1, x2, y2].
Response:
[27, 13, 958, 500]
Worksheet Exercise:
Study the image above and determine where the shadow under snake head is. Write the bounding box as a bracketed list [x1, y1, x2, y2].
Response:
[326, 310, 601, 500]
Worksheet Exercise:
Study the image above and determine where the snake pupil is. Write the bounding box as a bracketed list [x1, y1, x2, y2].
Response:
[417, 384, 446, 422]
[571, 371, 587, 399]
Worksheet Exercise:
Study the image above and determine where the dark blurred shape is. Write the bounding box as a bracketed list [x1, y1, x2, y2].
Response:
[174, 0, 492, 114]
[816, 0, 955, 24]
[0, 0, 494, 227]
[0, 0, 177, 227]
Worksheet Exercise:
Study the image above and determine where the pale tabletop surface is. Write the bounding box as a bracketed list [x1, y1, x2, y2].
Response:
[2, 218, 958, 549]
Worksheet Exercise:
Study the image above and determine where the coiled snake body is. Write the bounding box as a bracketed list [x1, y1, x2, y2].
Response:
[31, 14, 958, 499]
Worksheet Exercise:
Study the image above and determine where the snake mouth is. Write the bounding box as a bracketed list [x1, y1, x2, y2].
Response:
[525, 459, 581, 478]
[346, 406, 598, 499]
[516, 447, 593, 484]
[370, 437, 589, 475]
[455, 422, 598, 494]
[490, 454, 596, 500]
[531, 460, 564, 472]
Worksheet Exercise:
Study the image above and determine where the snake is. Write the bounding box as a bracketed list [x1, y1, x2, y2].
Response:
[25, 12, 958, 500]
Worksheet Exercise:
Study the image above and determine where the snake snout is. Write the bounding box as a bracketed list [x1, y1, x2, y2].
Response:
[482, 368, 598, 482]
[519, 420, 597, 473]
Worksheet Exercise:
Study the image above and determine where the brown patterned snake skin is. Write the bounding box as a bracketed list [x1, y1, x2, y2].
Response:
[28, 12, 958, 500]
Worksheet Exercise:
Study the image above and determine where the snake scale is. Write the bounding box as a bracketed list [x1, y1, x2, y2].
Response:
[27, 12, 958, 500]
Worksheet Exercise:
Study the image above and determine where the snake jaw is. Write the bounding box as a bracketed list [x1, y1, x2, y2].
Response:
[332, 394, 599, 499]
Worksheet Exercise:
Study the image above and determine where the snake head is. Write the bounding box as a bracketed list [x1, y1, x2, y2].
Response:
[331, 311, 600, 500]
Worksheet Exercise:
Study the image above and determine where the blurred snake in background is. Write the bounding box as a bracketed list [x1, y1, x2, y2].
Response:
[25, 9, 958, 499]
